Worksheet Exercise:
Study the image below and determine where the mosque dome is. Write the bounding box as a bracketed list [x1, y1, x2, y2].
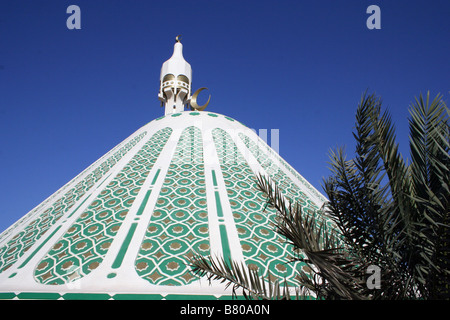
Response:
[0, 39, 328, 300]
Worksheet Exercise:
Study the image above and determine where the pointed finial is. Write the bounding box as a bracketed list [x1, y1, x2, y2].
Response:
[158, 37, 211, 115]
[159, 36, 192, 115]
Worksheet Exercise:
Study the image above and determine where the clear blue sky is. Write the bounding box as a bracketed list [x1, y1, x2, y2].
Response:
[1, 0, 449, 233]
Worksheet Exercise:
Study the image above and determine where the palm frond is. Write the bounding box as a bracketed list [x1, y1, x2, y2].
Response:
[256, 174, 371, 300]
[189, 253, 300, 300]
[408, 91, 450, 298]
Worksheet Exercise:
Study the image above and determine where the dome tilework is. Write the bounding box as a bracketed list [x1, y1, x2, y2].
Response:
[33, 128, 171, 284]
[0, 112, 330, 299]
[135, 126, 210, 286]
[212, 128, 305, 285]
[0, 132, 147, 274]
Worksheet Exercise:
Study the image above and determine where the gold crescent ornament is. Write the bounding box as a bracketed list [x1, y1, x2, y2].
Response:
[190, 87, 211, 111]
[175, 35, 182, 42]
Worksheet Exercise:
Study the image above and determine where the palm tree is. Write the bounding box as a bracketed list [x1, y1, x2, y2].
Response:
[189, 91, 449, 299]
[323, 91, 449, 299]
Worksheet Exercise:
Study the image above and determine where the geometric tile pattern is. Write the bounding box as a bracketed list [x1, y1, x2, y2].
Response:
[260, 136, 327, 203]
[213, 128, 307, 285]
[0, 291, 242, 300]
[135, 126, 210, 286]
[238, 133, 335, 230]
[238, 133, 318, 212]
[33, 128, 172, 284]
[276, 153, 327, 203]
[0, 132, 147, 274]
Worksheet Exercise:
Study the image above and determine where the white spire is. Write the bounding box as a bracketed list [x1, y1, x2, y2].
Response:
[158, 36, 192, 115]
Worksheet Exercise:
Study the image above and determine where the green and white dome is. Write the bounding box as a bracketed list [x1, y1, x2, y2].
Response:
[0, 40, 329, 300]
